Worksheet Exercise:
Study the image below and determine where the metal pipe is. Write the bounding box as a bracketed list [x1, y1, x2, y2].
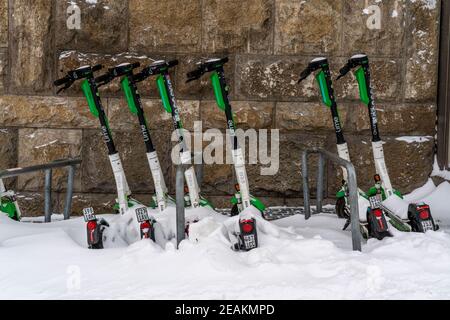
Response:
[0, 158, 81, 222]
[302, 151, 311, 219]
[44, 169, 53, 223]
[0, 158, 82, 179]
[175, 164, 186, 248]
[316, 153, 325, 214]
[63, 165, 75, 220]
[302, 147, 361, 251]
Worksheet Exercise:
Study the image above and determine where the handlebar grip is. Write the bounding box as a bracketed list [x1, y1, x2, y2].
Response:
[132, 72, 146, 83]
[167, 60, 179, 68]
[186, 69, 202, 82]
[92, 64, 103, 72]
[299, 68, 310, 81]
[53, 76, 70, 86]
[94, 72, 111, 84]
[336, 64, 351, 80]
[131, 62, 141, 69]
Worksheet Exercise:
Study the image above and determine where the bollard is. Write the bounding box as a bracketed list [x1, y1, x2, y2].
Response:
[44, 169, 53, 223]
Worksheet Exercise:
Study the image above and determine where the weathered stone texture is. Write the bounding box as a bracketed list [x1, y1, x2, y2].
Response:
[201, 100, 274, 130]
[237, 56, 400, 102]
[0, 95, 98, 128]
[236, 56, 307, 100]
[350, 103, 436, 136]
[56, 50, 161, 97]
[107, 98, 200, 132]
[201, 162, 234, 196]
[275, 0, 342, 54]
[335, 59, 402, 101]
[328, 135, 434, 196]
[17, 128, 82, 192]
[202, 0, 273, 54]
[342, 0, 405, 57]
[0, 0, 442, 209]
[0, 48, 6, 93]
[55, 0, 128, 53]
[246, 132, 326, 197]
[129, 0, 202, 53]
[0, 0, 7, 46]
[15, 191, 58, 217]
[276, 102, 349, 132]
[0, 128, 18, 189]
[405, 0, 440, 101]
[175, 55, 236, 100]
[0, 127, 17, 169]
[57, 192, 116, 216]
[81, 129, 172, 194]
[384, 136, 435, 192]
[9, 0, 53, 93]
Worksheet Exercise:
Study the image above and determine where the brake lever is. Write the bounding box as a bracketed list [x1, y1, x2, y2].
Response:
[56, 81, 74, 94]
[336, 64, 352, 81]
[298, 68, 312, 83]
[95, 72, 113, 87]
[186, 68, 204, 83]
[132, 72, 146, 83]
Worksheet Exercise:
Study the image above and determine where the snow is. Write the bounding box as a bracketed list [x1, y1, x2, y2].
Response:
[410, 0, 437, 10]
[432, 156, 450, 180]
[1, 178, 450, 299]
[34, 140, 58, 149]
[382, 195, 410, 220]
[421, 182, 450, 226]
[403, 178, 436, 202]
[395, 136, 432, 143]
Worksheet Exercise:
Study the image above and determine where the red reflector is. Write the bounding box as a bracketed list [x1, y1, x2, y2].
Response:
[241, 221, 254, 233]
[87, 221, 97, 231]
[419, 210, 429, 220]
[373, 209, 383, 218]
[140, 221, 151, 229]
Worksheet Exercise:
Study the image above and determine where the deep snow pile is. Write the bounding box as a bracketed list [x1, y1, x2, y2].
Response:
[1, 181, 450, 299]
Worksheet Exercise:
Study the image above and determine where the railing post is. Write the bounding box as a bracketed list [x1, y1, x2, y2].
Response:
[194, 152, 204, 187]
[316, 152, 325, 214]
[0, 158, 81, 222]
[63, 165, 75, 220]
[302, 148, 362, 252]
[44, 169, 53, 223]
[175, 164, 186, 248]
[302, 150, 311, 219]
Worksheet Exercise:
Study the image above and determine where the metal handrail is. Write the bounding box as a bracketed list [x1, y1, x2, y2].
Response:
[302, 148, 361, 251]
[0, 158, 82, 222]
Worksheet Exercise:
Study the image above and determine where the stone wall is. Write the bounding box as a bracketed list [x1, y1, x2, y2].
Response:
[0, 0, 440, 215]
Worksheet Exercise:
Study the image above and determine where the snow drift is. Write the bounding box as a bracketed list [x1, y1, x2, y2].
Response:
[0, 181, 450, 299]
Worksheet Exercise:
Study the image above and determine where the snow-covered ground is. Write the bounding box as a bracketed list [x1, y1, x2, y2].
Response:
[1, 181, 450, 299]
